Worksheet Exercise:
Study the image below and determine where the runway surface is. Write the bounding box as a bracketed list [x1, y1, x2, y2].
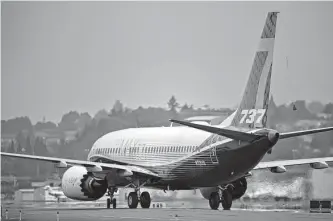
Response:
[2, 206, 332, 221]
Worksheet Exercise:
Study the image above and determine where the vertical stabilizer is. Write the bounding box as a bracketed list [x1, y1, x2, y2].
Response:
[229, 12, 279, 129]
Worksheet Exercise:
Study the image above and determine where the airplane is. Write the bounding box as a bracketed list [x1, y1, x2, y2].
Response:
[1, 11, 333, 211]
[43, 185, 67, 202]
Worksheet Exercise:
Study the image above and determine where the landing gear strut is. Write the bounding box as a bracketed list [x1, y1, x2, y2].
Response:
[107, 187, 117, 209]
[208, 185, 233, 210]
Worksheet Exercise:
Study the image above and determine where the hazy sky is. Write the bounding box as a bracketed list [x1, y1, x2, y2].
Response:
[2, 1, 333, 124]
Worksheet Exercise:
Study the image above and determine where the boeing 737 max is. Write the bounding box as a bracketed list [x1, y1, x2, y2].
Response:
[1, 12, 333, 210]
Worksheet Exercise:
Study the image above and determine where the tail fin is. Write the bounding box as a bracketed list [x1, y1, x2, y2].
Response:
[230, 12, 279, 129]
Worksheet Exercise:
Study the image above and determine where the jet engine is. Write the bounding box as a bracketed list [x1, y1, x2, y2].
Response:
[200, 177, 247, 200]
[61, 166, 107, 201]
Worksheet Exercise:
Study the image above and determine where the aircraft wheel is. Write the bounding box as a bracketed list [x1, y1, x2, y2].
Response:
[209, 192, 220, 210]
[128, 192, 139, 209]
[112, 198, 117, 209]
[221, 190, 232, 210]
[140, 191, 151, 208]
[107, 198, 111, 209]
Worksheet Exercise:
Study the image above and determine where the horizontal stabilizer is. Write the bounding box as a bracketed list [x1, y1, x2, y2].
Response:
[254, 157, 333, 170]
[280, 126, 333, 139]
[169, 119, 261, 142]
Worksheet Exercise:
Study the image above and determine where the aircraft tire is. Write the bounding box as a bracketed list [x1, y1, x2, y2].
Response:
[107, 198, 111, 209]
[221, 190, 232, 210]
[112, 198, 117, 209]
[128, 192, 139, 209]
[209, 192, 220, 210]
[140, 191, 151, 208]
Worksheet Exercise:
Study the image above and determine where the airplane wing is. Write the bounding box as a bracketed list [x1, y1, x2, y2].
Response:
[254, 157, 333, 170]
[169, 119, 260, 142]
[279, 127, 333, 139]
[0, 152, 160, 178]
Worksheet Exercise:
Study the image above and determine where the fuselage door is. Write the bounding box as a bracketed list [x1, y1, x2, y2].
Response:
[210, 146, 219, 164]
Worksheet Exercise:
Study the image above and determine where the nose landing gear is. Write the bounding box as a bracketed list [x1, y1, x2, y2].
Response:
[107, 187, 117, 209]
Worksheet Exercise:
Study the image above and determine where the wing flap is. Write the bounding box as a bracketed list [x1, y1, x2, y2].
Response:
[0, 152, 160, 178]
[169, 119, 261, 142]
[254, 157, 333, 170]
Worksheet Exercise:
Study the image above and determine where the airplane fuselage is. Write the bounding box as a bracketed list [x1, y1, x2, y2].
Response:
[87, 126, 273, 189]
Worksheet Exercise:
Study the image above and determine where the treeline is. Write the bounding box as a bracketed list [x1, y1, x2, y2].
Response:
[1, 96, 333, 180]
[1, 131, 52, 178]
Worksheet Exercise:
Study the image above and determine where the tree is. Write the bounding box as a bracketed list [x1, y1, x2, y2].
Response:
[181, 103, 190, 112]
[94, 109, 109, 122]
[203, 104, 210, 110]
[167, 96, 179, 112]
[111, 100, 124, 116]
[58, 111, 80, 131]
[34, 121, 57, 131]
[25, 136, 32, 154]
[34, 137, 49, 157]
[323, 103, 333, 114]
[1, 117, 33, 134]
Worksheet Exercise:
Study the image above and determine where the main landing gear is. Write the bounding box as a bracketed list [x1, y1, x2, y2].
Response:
[127, 180, 151, 209]
[209, 185, 233, 210]
[128, 190, 151, 209]
[107, 187, 117, 209]
[107, 181, 152, 209]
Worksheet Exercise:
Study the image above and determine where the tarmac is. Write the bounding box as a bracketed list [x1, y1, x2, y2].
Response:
[1, 205, 332, 221]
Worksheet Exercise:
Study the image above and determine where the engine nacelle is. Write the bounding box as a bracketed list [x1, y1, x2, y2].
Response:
[310, 162, 328, 169]
[199, 177, 247, 201]
[62, 166, 107, 201]
[270, 165, 286, 173]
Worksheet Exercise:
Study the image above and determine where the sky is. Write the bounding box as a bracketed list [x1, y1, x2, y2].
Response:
[1, 1, 333, 124]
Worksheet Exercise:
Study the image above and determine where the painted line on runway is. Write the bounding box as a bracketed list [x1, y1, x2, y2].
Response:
[100, 215, 204, 221]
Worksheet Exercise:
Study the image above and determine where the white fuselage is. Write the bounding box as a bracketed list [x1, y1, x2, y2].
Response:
[87, 126, 212, 167]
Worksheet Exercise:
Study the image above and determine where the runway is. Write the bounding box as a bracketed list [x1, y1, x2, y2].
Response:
[2, 207, 332, 221]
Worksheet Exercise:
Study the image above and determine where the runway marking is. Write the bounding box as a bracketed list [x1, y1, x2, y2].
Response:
[100, 215, 203, 221]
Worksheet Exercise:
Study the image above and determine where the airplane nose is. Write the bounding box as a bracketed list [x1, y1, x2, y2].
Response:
[267, 130, 279, 145]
